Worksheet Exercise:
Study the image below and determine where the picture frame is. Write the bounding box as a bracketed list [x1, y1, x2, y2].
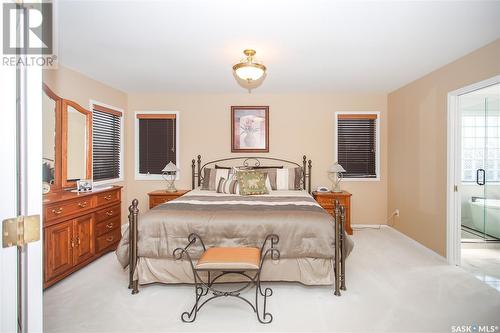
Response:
[231, 106, 269, 153]
[76, 179, 93, 192]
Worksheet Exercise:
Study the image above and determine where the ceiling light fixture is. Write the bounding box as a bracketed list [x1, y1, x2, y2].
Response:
[232, 49, 266, 86]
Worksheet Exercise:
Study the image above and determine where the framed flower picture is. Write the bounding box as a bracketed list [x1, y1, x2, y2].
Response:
[231, 106, 269, 153]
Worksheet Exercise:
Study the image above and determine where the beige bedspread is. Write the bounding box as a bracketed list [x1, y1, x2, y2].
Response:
[116, 190, 353, 268]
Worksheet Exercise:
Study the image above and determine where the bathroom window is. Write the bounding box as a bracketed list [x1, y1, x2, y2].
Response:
[461, 110, 500, 182]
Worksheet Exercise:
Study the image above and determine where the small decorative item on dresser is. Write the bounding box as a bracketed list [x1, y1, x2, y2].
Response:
[328, 163, 346, 192]
[148, 189, 190, 209]
[162, 161, 179, 192]
[312, 190, 352, 235]
[76, 179, 93, 192]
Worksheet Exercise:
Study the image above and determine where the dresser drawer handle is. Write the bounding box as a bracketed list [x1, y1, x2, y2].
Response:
[78, 201, 88, 208]
[103, 195, 112, 201]
[105, 210, 113, 216]
[51, 207, 63, 215]
[106, 222, 114, 229]
[106, 236, 114, 242]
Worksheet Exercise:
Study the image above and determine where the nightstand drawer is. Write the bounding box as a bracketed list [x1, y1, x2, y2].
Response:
[315, 196, 335, 208]
[312, 191, 352, 235]
[148, 190, 190, 209]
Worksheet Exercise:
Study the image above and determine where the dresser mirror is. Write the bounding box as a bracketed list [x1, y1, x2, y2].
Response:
[42, 84, 62, 192]
[61, 99, 92, 188]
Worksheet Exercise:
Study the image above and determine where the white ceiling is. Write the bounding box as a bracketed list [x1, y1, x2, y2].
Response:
[57, 0, 500, 93]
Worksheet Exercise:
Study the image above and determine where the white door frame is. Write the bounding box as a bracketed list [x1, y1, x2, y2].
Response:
[446, 75, 500, 266]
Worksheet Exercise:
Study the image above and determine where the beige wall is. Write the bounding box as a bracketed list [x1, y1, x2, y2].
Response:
[126, 93, 388, 224]
[387, 39, 500, 256]
[43, 66, 128, 221]
[43, 66, 388, 227]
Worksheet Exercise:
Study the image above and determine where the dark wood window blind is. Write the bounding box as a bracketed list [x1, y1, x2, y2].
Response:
[137, 114, 176, 175]
[92, 105, 122, 181]
[337, 114, 377, 178]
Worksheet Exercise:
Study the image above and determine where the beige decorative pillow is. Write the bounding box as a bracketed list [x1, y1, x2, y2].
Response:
[276, 167, 303, 190]
[237, 171, 269, 195]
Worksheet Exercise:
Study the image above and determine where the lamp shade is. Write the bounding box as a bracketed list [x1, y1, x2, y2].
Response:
[329, 163, 346, 173]
[234, 65, 265, 81]
[162, 161, 178, 172]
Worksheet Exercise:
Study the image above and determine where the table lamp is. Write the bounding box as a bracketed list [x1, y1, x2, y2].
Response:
[328, 163, 346, 193]
[162, 161, 178, 193]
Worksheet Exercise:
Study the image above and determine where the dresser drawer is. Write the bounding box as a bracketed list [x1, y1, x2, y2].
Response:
[95, 204, 120, 223]
[96, 228, 121, 253]
[96, 190, 120, 207]
[95, 216, 120, 237]
[45, 197, 94, 221]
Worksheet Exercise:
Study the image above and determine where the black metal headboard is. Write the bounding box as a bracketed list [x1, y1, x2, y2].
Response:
[191, 155, 312, 193]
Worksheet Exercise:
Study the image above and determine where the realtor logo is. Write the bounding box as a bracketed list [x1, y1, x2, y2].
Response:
[3, 2, 53, 55]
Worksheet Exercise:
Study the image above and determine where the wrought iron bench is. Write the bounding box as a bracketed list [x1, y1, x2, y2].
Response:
[173, 233, 280, 324]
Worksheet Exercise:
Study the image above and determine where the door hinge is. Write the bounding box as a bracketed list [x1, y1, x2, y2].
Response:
[454, 185, 458, 192]
[2, 215, 40, 248]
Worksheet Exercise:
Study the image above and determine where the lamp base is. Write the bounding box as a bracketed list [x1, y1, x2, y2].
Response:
[165, 180, 177, 193]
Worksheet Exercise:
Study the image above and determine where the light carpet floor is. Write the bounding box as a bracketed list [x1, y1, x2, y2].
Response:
[44, 227, 500, 333]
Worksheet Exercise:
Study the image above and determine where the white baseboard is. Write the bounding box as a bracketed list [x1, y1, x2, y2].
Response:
[351, 224, 387, 229]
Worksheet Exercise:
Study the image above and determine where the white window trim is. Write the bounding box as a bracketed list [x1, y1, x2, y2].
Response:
[89, 100, 124, 186]
[134, 111, 180, 181]
[334, 111, 381, 182]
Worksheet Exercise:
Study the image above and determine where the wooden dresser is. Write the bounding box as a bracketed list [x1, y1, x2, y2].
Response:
[312, 191, 352, 235]
[148, 189, 190, 209]
[43, 186, 122, 288]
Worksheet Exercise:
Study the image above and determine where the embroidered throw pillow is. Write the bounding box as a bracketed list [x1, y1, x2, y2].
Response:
[237, 171, 269, 195]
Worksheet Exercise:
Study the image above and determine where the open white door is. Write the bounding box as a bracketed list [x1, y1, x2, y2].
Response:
[1, 3, 43, 332]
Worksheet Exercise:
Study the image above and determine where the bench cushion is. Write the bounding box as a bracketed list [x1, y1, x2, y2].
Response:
[196, 247, 261, 270]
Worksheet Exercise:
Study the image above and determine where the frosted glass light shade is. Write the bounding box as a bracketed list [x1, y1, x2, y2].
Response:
[235, 65, 265, 81]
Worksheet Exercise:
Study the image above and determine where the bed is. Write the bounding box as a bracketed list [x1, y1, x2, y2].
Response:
[116, 155, 353, 296]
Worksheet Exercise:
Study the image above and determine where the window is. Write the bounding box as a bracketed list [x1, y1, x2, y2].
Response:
[335, 112, 380, 179]
[135, 111, 179, 180]
[461, 110, 500, 182]
[92, 102, 123, 183]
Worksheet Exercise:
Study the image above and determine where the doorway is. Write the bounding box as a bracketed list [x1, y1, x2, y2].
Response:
[447, 76, 500, 291]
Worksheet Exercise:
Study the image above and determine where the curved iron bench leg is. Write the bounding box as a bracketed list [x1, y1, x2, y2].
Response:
[173, 234, 280, 324]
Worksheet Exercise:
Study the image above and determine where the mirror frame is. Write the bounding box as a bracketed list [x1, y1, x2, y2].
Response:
[61, 99, 93, 188]
[42, 83, 63, 192]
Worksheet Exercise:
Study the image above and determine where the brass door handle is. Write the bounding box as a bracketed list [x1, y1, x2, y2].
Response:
[104, 195, 112, 201]
[106, 222, 114, 229]
[71, 239, 75, 248]
[105, 211, 113, 216]
[106, 236, 114, 242]
[51, 208, 63, 215]
[78, 202, 88, 208]
[76, 236, 81, 246]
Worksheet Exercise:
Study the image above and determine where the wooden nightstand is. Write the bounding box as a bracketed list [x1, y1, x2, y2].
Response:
[148, 189, 190, 209]
[312, 191, 352, 235]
